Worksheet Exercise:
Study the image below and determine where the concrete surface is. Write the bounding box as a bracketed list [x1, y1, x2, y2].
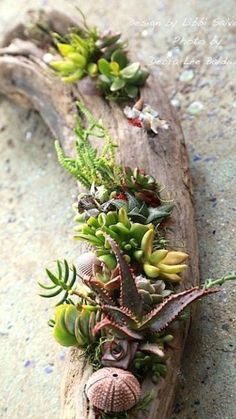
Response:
[0, 1, 235, 418]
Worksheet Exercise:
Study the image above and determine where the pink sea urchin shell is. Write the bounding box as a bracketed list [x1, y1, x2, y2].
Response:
[85, 367, 141, 413]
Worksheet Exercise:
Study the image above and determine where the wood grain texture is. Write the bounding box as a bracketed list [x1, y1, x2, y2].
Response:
[0, 10, 199, 419]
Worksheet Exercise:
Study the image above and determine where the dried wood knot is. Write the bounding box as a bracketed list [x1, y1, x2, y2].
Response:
[85, 367, 141, 413]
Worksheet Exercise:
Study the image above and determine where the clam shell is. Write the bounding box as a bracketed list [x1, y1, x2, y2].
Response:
[77, 252, 101, 280]
[85, 367, 141, 413]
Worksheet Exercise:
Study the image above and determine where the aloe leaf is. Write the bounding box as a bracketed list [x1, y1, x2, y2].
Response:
[93, 317, 143, 340]
[104, 235, 143, 318]
[140, 287, 218, 332]
[146, 203, 174, 224]
[126, 192, 141, 211]
[102, 305, 138, 328]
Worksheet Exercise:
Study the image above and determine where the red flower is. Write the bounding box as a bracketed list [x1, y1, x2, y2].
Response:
[128, 118, 142, 128]
[115, 192, 127, 201]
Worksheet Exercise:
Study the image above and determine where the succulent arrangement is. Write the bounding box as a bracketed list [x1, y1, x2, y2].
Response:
[48, 11, 149, 101]
[39, 101, 236, 418]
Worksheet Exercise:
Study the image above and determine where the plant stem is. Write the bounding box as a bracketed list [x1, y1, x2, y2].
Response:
[70, 289, 96, 304]
[204, 273, 236, 289]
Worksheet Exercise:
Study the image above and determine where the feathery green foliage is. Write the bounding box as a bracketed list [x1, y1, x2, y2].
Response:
[55, 101, 121, 189]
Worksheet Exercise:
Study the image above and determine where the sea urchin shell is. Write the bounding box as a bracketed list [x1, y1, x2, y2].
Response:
[85, 367, 141, 413]
[77, 252, 101, 280]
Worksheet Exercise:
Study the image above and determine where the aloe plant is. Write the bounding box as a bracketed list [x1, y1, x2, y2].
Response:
[91, 236, 217, 342]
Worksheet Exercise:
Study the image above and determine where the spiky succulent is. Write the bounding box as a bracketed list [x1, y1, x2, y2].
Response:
[88, 236, 217, 342]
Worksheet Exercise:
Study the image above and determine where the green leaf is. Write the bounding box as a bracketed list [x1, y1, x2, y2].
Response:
[133, 68, 150, 86]
[50, 60, 76, 75]
[125, 84, 138, 98]
[57, 43, 74, 57]
[110, 77, 126, 91]
[98, 58, 111, 76]
[111, 49, 128, 69]
[67, 53, 87, 67]
[120, 62, 140, 79]
[87, 62, 98, 76]
[110, 61, 120, 75]
[62, 69, 85, 83]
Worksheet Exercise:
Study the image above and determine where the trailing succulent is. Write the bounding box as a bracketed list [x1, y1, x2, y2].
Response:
[48, 11, 149, 101]
[39, 101, 236, 417]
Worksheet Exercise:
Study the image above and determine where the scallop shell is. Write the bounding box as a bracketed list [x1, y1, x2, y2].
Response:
[85, 367, 141, 413]
[77, 252, 101, 280]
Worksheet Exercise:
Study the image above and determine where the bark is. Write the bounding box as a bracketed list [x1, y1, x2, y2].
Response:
[0, 10, 199, 419]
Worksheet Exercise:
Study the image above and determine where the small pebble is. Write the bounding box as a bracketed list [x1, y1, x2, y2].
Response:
[167, 46, 182, 58]
[179, 69, 195, 83]
[25, 131, 32, 141]
[171, 98, 181, 109]
[187, 101, 204, 115]
[43, 53, 54, 64]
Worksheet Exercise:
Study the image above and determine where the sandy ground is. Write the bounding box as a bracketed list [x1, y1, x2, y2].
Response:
[0, 1, 235, 418]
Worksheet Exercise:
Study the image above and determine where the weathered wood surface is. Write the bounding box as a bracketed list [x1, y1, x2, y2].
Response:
[0, 10, 199, 419]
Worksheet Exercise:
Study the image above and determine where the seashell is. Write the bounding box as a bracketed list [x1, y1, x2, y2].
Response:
[77, 252, 101, 280]
[85, 367, 141, 413]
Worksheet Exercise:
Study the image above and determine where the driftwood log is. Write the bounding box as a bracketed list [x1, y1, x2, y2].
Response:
[0, 9, 199, 419]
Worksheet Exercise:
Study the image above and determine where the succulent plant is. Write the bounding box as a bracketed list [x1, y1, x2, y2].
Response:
[50, 31, 98, 82]
[74, 207, 153, 269]
[131, 350, 167, 384]
[97, 59, 149, 100]
[120, 167, 162, 206]
[55, 101, 121, 190]
[91, 236, 217, 342]
[52, 303, 101, 348]
[138, 229, 189, 282]
[38, 259, 77, 305]
[111, 192, 174, 225]
[49, 17, 149, 101]
[135, 275, 172, 311]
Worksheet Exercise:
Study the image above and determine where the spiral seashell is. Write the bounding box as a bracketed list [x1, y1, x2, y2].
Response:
[77, 252, 101, 280]
[85, 367, 141, 413]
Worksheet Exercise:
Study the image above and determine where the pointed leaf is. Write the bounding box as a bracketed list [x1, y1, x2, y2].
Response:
[93, 317, 143, 340]
[102, 305, 138, 327]
[140, 287, 218, 332]
[104, 235, 143, 318]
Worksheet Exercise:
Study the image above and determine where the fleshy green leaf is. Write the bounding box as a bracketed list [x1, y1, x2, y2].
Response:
[98, 58, 111, 76]
[111, 49, 128, 69]
[121, 62, 140, 79]
[110, 77, 126, 91]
